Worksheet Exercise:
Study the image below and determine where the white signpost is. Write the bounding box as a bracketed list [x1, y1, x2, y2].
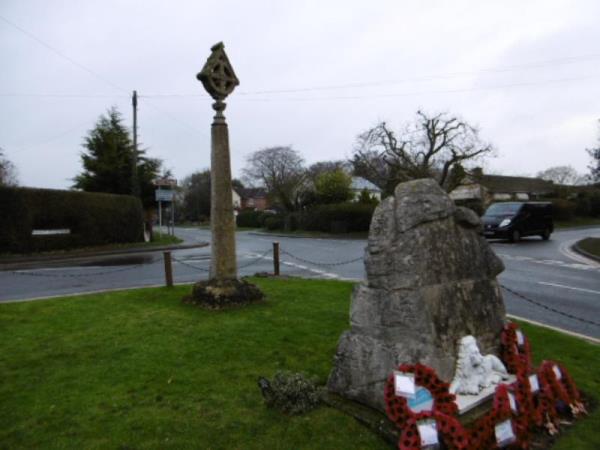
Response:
[155, 178, 177, 237]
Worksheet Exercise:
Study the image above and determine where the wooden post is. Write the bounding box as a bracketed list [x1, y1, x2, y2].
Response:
[163, 251, 173, 287]
[273, 242, 280, 276]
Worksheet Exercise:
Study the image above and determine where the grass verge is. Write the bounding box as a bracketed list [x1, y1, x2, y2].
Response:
[576, 237, 600, 259]
[0, 278, 598, 449]
[555, 217, 600, 229]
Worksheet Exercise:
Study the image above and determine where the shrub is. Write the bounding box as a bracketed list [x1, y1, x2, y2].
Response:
[0, 186, 143, 253]
[551, 198, 576, 221]
[257, 371, 321, 415]
[299, 202, 376, 233]
[236, 209, 265, 228]
[574, 191, 600, 217]
[264, 215, 284, 230]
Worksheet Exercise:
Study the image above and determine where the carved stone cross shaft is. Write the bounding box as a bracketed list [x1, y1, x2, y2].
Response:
[197, 42, 239, 280]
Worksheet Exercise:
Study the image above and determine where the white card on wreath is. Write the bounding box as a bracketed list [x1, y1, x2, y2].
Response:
[508, 392, 518, 413]
[529, 374, 540, 393]
[516, 330, 525, 346]
[495, 419, 516, 447]
[394, 371, 416, 398]
[553, 365, 562, 380]
[417, 419, 438, 447]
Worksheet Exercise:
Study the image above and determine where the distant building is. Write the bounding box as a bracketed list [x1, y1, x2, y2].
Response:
[232, 189, 241, 209]
[450, 174, 555, 204]
[238, 187, 269, 210]
[350, 177, 382, 201]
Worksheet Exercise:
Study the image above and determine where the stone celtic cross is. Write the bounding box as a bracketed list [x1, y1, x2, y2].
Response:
[197, 42, 239, 102]
[197, 42, 238, 280]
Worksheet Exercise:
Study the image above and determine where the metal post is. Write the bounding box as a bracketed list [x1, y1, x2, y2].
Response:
[163, 251, 173, 287]
[171, 200, 175, 236]
[158, 199, 162, 238]
[131, 90, 139, 198]
[273, 241, 280, 276]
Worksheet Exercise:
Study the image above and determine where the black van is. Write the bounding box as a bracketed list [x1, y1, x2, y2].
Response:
[482, 202, 553, 242]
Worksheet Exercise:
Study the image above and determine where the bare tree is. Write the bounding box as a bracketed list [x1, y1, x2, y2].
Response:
[242, 146, 307, 211]
[587, 119, 600, 183]
[351, 111, 494, 194]
[0, 147, 18, 186]
[536, 165, 585, 186]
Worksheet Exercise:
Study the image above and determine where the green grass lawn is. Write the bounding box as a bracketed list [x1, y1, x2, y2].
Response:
[555, 217, 600, 229]
[0, 279, 598, 449]
[577, 237, 600, 258]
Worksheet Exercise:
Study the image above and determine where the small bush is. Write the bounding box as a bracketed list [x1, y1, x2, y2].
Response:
[264, 215, 284, 230]
[299, 202, 376, 232]
[551, 198, 576, 221]
[236, 209, 265, 228]
[257, 371, 321, 415]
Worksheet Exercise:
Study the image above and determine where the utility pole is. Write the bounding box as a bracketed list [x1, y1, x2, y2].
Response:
[131, 90, 140, 198]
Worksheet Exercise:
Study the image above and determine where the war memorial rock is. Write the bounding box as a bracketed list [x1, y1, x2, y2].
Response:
[328, 178, 507, 411]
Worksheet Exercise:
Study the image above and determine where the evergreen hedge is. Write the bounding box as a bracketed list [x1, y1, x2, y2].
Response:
[0, 187, 144, 253]
[298, 202, 376, 233]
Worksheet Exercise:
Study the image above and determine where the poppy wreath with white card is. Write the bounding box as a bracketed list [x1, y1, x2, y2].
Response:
[539, 361, 586, 418]
[500, 322, 533, 375]
[396, 411, 470, 450]
[384, 363, 458, 429]
[515, 370, 544, 428]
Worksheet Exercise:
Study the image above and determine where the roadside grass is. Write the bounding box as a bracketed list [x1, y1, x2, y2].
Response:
[0, 278, 598, 449]
[555, 217, 600, 229]
[576, 237, 600, 259]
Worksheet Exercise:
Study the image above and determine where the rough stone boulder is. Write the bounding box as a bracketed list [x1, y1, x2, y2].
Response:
[327, 178, 506, 411]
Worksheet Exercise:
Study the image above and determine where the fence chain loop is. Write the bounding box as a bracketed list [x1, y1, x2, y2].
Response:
[279, 248, 363, 267]
[500, 284, 600, 328]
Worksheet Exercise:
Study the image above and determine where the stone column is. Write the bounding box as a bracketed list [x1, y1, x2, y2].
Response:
[209, 100, 237, 279]
[197, 42, 240, 281]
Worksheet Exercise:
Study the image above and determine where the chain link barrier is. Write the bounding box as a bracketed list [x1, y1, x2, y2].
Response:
[279, 248, 363, 267]
[171, 248, 273, 273]
[500, 284, 600, 328]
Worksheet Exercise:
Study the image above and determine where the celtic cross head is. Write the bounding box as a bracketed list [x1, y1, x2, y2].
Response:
[197, 42, 239, 101]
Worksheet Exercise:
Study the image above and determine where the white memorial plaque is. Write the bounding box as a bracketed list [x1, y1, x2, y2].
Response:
[417, 419, 439, 448]
[407, 387, 434, 413]
[528, 374, 539, 393]
[553, 365, 562, 380]
[516, 330, 524, 346]
[508, 392, 518, 413]
[495, 420, 516, 447]
[394, 371, 416, 398]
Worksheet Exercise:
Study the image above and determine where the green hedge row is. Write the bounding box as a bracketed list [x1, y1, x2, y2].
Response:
[262, 202, 376, 233]
[0, 187, 144, 253]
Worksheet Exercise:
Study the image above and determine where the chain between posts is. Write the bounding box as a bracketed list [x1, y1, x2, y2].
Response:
[500, 284, 600, 328]
[279, 248, 364, 267]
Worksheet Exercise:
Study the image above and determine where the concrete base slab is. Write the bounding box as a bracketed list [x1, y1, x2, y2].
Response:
[455, 375, 516, 415]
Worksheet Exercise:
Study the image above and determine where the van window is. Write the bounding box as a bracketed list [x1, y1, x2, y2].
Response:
[484, 203, 522, 216]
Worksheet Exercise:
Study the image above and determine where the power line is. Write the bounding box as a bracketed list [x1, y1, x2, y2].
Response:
[137, 53, 600, 98]
[0, 13, 127, 94]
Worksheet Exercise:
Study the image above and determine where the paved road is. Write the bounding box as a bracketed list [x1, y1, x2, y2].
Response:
[1, 226, 599, 340]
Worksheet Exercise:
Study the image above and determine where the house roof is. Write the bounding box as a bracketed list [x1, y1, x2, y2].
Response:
[238, 187, 267, 199]
[351, 176, 381, 192]
[479, 175, 554, 194]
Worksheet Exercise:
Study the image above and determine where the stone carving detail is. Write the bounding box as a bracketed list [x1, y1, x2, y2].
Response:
[327, 179, 507, 411]
[197, 42, 239, 101]
[449, 335, 508, 395]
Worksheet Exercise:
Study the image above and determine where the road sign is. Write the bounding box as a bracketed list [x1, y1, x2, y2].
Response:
[155, 189, 174, 202]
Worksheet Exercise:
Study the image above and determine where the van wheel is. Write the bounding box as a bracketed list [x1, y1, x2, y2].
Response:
[509, 229, 520, 243]
[541, 228, 551, 241]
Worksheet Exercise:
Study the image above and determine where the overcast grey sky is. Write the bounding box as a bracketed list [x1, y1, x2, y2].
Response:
[1, 0, 599, 189]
